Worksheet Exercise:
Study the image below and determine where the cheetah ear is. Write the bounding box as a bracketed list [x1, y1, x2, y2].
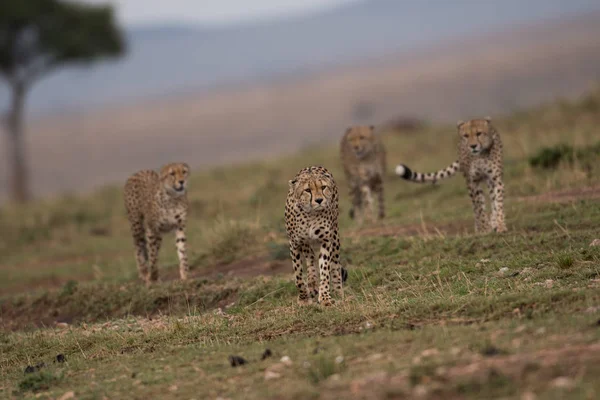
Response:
[456, 120, 465, 129]
[484, 116, 492, 123]
[288, 179, 297, 187]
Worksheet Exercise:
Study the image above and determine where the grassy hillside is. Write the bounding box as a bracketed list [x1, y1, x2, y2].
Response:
[1, 90, 600, 398]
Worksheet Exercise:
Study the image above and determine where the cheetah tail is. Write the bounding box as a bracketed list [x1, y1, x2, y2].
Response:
[394, 161, 460, 184]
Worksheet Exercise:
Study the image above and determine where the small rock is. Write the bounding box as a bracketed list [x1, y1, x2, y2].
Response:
[499, 267, 509, 275]
[335, 356, 344, 364]
[169, 385, 178, 392]
[261, 349, 273, 360]
[521, 391, 537, 400]
[56, 354, 66, 363]
[480, 345, 505, 357]
[420, 348, 439, 358]
[328, 373, 341, 382]
[55, 322, 69, 329]
[228, 355, 247, 367]
[367, 353, 383, 362]
[264, 370, 281, 380]
[365, 321, 373, 329]
[544, 279, 554, 288]
[535, 327, 546, 335]
[24, 365, 36, 374]
[413, 384, 429, 398]
[589, 239, 600, 247]
[58, 391, 75, 400]
[280, 356, 292, 366]
[551, 376, 575, 389]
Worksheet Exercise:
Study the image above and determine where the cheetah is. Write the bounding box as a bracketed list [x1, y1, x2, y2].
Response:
[340, 125, 387, 223]
[124, 162, 191, 284]
[285, 166, 347, 306]
[395, 117, 507, 233]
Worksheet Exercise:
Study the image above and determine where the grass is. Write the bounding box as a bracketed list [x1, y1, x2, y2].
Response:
[1, 89, 600, 398]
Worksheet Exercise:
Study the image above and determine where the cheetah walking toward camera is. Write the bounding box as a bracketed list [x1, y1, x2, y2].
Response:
[340, 125, 387, 223]
[395, 117, 507, 233]
[124, 162, 191, 284]
[285, 166, 347, 306]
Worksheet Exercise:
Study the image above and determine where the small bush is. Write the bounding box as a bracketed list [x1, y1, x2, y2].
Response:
[267, 241, 289, 261]
[557, 253, 575, 269]
[306, 356, 344, 384]
[529, 142, 600, 170]
[18, 371, 61, 393]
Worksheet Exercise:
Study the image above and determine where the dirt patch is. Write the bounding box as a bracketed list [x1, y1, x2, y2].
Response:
[519, 185, 600, 204]
[336, 342, 600, 399]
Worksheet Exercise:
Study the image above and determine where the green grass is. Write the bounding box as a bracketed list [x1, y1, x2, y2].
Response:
[1, 89, 600, 398]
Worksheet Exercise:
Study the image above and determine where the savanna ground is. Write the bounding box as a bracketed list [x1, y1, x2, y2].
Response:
[1, 90, 600, 399]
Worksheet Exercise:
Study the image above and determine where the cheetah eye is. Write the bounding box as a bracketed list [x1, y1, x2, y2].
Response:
[170, 171, 175, 176]
[463, 134, 469, 138]
[321, 186, 327, 190]
[304, 188, 311, 193]
[476, 132, 482, 137]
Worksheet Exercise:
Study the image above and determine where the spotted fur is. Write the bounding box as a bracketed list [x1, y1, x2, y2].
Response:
[395, 117, 507, 233]
[124, 162, 191, 284]
[340, 125, 387, 223]
[284, 166, 347, 306]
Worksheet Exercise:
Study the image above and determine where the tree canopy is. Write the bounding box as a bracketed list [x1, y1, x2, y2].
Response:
[0, 0, 125, 87]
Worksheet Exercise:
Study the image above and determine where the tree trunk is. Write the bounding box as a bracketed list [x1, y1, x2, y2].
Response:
[5, 81, 30, 203]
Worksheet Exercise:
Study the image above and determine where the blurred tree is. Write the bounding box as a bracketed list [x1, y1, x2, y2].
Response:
[0, 0, 125, 202]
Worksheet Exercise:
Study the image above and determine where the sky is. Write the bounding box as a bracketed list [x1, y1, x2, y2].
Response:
[83, 0, 357, 26]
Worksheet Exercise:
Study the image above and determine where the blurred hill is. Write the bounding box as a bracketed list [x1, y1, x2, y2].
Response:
[1, 0, 598, 115]
[1, 2, 600, 199]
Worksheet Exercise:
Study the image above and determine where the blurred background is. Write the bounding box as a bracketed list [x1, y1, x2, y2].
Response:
[1, 0, 600, 201]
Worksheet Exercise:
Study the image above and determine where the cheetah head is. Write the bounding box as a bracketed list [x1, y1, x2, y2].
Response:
[289, 174, 334, 213]
[345, 125, 376, 159]
[457, 117, 494, 155]
[160, 162, 190, 197]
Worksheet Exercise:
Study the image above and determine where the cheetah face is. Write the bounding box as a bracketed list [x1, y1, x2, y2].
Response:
[160, 162, 190, 197]
[346, 125, 376, 159]
[457, 117, 493, 155]
[289, 176, 334, 213]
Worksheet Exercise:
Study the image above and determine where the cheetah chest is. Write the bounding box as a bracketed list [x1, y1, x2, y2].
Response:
[467, 158, 494, 182]
[156, 206, 186, 233]
[292, 215, 334, 245]
[357, 162, 380, 183]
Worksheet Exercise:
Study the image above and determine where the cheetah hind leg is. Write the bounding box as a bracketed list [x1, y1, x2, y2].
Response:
[302, 244, 319, 300]
[290, 244, 310, 305]
[129, 217, 150, 283]
[146, 228, 163, 284]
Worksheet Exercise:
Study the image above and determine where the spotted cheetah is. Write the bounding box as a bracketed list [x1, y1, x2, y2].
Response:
[395, 117, 507, 233]
[124, 162, 191, 284]
[285, 166, 347, 306]
[340, 125, 387, 223]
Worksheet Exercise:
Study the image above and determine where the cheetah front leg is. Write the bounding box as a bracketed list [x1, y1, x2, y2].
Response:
[348, 184, 362, 221]
[487, 175, 507, 233]
[373, 177, 385, 220]
[317, 242, 334, 306]
[329, 235, 344, 301]
[290, 242, 310, 305]
[467, 179, 489, 234]
[361, 185, 375, 223]
[175, 223, 189, 280]
[146, 227, 163, 283]
[302, 243, 318, 299]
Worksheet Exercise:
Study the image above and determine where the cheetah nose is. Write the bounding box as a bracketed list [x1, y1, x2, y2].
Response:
[470, 144, 477, 149]
[178, 180, 184, 185]
[315, 198, 323, 204]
